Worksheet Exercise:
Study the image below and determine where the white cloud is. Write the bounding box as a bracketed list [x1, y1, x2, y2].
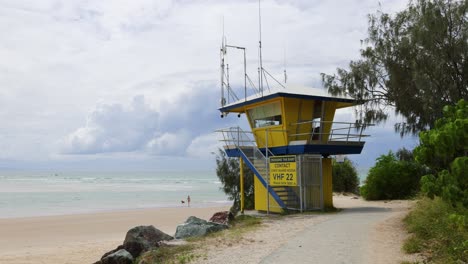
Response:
[146, 130, 190, 155]
[0, 0, 411, 170]
[186, 133, 223, 159]
[60, 83, 225, 156]
[61, 95, 159, 154]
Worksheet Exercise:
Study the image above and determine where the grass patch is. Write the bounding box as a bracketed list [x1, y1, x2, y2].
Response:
[402, 235, 422, 254]
[197, 214, 262, 243]
[138, 244, 198, 264]
[403, 197, 468, 263]
[231, 214, 262, 228]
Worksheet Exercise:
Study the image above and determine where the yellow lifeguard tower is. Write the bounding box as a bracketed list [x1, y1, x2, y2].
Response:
[217, 40, 369, 213]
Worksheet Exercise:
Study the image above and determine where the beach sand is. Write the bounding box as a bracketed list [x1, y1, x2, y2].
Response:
[0, 206, 229, 264]
[0, 196, 418, 264]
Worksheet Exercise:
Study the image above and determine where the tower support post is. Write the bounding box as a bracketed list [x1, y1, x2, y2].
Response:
[240, 157, 245, 214]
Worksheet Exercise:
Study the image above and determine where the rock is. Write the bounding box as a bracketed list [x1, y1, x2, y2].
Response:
[209, 211, 234, 225]
[123, 225, 173, 257]
[175, 216, 228, 239]
[101, 245, 125, 260]
[101, 249, 134, 264]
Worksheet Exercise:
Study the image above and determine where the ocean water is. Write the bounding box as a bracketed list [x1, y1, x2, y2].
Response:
[0, 170, 230, 219]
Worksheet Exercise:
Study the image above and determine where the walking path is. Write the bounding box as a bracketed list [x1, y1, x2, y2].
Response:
[194, 196, 418, 264]
[261, 203, 393, 263]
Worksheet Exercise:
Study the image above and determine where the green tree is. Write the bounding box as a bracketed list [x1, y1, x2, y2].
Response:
[215, 149, 255, 212]
[321, 0, 468, 135]
[414, 99, 468, 206]
[332, 158, 359, 194]
[396, 147, 414, 162]
[361, 151, 427, 200]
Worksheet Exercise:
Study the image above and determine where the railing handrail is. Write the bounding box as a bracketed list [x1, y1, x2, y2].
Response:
[289, 132, 370, 137]
[216, 126, 276, 155]
[286, 120, 374, 143]
[291, 120, 375, 126]
[217, 118, 374, 146]
[215, 127, 254, 134]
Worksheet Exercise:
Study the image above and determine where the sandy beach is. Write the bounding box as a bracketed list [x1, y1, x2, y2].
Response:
[0, 196, 417, 264]
[0, 206, 229, 264]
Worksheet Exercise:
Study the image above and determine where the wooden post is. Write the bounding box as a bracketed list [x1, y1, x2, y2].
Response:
[240, 157, 245, 214]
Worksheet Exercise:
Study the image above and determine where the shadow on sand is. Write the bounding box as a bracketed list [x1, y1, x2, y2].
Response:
[340, 206, 392, 214]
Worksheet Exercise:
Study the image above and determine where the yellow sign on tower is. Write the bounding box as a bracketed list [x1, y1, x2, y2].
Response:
[269, 155, 297, 186]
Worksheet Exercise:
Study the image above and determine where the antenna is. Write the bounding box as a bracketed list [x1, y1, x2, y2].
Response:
[283, 46, 287, 84]
[220, 17, 225, 107]
[258, 0, 263, 97]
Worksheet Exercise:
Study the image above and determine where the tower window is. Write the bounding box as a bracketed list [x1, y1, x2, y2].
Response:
[247, 101, 282, 128]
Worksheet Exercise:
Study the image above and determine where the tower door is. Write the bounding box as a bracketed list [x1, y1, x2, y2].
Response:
[299, 155, 323, 210]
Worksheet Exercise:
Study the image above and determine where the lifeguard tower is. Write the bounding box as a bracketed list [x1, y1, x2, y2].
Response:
[217, 38, 369, 214]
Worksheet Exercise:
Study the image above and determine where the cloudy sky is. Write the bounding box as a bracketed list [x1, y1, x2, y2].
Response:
[0, 0, 418, 172]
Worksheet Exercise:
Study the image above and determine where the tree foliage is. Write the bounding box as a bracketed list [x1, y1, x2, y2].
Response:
[322, 0, 468, 135]
[215, 149, 255, 211]
[361, 151, 428, 200]
[414, 99, 467, 171]
[332, 158, 359, 194]
[414, 99, 468, 206]
[396, 147, 414, 161]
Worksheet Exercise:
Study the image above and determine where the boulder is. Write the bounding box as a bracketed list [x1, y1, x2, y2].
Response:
[175, 216, 228, 239]
[101, 249, 134, 264]
[101, 245, 125, 260]
[123, 225, 173, 257]
[209, 211, 234, 225]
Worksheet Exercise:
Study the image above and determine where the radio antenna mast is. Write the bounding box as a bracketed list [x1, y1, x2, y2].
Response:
[258, 0, 264, 97]
[220, 16, 227, 111]
[283, 46, 287, 84]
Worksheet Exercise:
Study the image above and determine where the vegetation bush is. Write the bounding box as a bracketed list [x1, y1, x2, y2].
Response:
[420, 157, 468, 207]
[414, 99, 468, 207]
[332, 158, 359, 194]
[402, 100, 468, 262]
[404, 197, 468, 262]
[215, 149, 255, 212]
[360, 151, 427, 200]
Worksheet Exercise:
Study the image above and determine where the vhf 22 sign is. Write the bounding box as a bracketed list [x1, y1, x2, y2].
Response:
[269, 156, 297, 186]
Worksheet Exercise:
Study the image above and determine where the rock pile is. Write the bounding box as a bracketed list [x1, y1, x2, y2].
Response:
[94, 212, 231, 263]
[174, 216, 228, 239]
[101, 249, 134, 264]
[94, 225, 173, 264]
[209, 211, 234, 225]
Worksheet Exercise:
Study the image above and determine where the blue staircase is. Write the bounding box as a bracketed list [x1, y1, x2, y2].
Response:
[217, 127, 301, 211]
[272, 186, 301, 208]
[237, 147, 287, 209]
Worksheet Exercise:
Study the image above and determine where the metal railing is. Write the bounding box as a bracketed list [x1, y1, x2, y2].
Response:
[289, 120, 372, 143]
[216, 127, 255, 147]
[215, 127, 271, 182]
[216, 126, 274, 157]
[216, 126, 282, 214]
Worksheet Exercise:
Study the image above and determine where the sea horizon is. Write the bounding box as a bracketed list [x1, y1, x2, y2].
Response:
[0, 169, 231, 219]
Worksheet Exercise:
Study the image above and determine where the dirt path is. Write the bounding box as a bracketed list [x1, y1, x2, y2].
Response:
[194, 196, 417, 264]
[261, 198, 414, 264]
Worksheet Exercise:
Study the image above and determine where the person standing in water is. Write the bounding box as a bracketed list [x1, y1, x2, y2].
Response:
[187, 195, 191, 207]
